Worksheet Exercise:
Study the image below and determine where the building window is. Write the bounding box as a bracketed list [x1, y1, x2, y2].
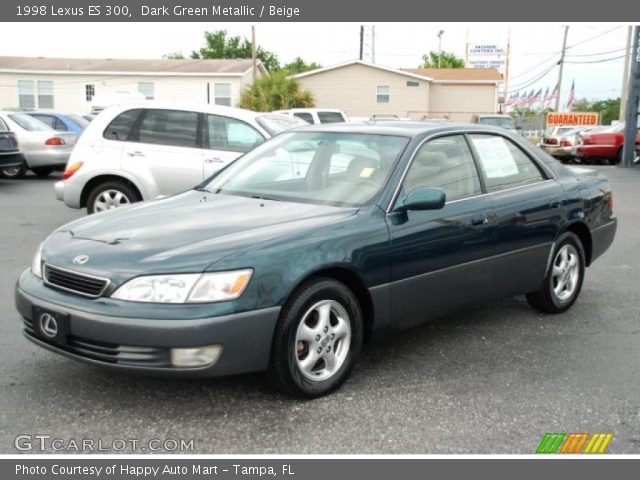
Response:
[18, 80, 35, 110]
[85, 84, 95, 102]
[37, 81, 54, 109]
[377, 85, 390, 103]
[406, 81, 419, 87]
[138, 82, 155, 100]
[214, 83, 232, 106]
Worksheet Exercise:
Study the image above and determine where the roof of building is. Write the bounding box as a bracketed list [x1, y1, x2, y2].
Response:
[402, 68, 502, 82]
[294, 60, 434, 81]
[0, 56, 264, 76]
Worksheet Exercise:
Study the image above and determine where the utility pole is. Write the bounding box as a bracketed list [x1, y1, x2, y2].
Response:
[251, 25, 257, 81]
[437, 30, 444, 68]
[503, 28, 512, 111]
[555, 25, 569, 112]
[359, 25, 364, 61]
[371, 25, 376, 63]
[464, 27, 470, 66]
[621, 25, 639, 168]
[620, 26, 633, 122]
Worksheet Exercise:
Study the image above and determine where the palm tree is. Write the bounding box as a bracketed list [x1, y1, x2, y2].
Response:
[239, 71, 314, 111]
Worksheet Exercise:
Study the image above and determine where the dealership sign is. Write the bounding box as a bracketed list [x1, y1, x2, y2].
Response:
[468, 44, 506, 70]
[546, 112, 599, 126]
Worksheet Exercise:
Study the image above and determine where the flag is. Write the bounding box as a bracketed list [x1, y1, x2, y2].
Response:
[505, 92, 517, 110]
[542, 87, 550, 109]
[526, 89, 535, 108]
[566, 80, 575, 111]
[549, 83, 559, 110]
[533, 88, 543, 109]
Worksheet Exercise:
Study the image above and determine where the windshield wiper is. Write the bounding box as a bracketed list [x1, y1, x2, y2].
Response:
[193, 186, 210, 192]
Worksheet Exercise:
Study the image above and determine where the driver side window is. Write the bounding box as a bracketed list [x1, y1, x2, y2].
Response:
[402, 135, 482, 202]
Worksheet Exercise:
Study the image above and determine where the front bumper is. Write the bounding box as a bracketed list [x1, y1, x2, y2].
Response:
[15, 277, 281, 377]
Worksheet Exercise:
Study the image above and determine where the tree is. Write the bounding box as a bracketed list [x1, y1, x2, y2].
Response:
[163, 52, 185, 59]
[420, 51, 465, 68]
[191, 30, 280, 72]
[239, 71, 314, 111]
[570, 97, 592, 112]
[570, 97, 620, 125]
[282, 57, 322, 74]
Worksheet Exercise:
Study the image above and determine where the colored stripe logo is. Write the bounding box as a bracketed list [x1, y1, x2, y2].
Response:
[537, 433, 612, 454]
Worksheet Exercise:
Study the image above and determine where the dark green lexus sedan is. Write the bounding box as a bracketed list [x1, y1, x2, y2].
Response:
[16, 123, 617, 397]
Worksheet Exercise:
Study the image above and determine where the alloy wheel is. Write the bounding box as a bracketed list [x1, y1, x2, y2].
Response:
[93, 189, 131, 212]
[551, 244, 580, 302]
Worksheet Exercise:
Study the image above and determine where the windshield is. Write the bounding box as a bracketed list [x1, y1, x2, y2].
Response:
[256, 115, 308, 136]
[8, 113, 53, 131]
[203, 132, 409, 207]
[478, 117, 515, 128]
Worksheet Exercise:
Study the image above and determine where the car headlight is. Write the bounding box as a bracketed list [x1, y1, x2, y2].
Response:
[31, 243, 43, 278]
[111, 269, 253, 303]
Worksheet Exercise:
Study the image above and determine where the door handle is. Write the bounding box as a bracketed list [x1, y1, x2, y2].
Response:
[204, 157, 224, 164]
[126, 151, 145, 157]
[549, 200, 562, 209]
[471, 214, 489, 226]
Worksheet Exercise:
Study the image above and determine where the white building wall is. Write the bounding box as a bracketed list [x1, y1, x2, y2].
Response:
[0, 72, 250, 113]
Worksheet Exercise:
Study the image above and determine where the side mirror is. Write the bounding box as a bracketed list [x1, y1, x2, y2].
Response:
[400, 187, 446, 211]
[515, 126, 523, 130]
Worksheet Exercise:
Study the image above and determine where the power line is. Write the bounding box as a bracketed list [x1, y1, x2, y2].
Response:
[566, 25, 621, 50]
[565, 55, 625, 64]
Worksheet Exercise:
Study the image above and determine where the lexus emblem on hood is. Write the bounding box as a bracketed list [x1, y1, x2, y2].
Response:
[73, 255, 89, 265]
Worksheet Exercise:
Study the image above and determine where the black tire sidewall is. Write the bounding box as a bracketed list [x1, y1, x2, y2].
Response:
[274, 278, 363, 397]
[87, 181, 138, 214]
[547, 232, 585, 310]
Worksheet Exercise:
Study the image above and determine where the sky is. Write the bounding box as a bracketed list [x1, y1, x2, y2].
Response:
[0, 22, 633, 107]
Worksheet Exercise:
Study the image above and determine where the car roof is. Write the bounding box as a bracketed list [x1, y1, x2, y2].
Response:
[102, 101, 266, 122]
[289, 121, 513, 137]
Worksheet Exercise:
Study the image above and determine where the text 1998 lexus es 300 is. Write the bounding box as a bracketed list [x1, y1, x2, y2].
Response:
[16, 123, 617, 397]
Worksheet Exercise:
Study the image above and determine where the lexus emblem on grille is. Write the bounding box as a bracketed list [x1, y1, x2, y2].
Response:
[73, 255, 89, 265]
[39, 313, 58, 338]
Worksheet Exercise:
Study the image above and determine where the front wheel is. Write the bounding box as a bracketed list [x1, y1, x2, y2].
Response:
[86, 181, 140, 214]
[268, 278, 363, 398]
[526, 232, 585, 314]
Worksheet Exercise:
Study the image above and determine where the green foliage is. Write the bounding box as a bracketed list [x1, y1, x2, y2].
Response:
[239, 71, 314, 111]
[570, 97, 620, 125]
[163, 52, 185, 59]
[282, 57, 322, 74]
[191, 30, 280, 72]
[421, 51, 465, 68]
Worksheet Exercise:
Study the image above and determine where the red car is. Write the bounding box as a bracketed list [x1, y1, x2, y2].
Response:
[577, 123, 640, 164]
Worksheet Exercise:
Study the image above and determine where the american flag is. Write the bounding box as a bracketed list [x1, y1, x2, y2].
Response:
[549, 83, 559, 110]
[542, 87, 550, 109]
[526, 89, 536, 108]
[566, 80, 575, 111]
[506, 92, 519, 110]
[532, 88, 543, 109]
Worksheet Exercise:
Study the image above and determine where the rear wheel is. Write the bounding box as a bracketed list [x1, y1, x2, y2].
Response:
[1, 163, 26, 179]
[526, 232, 585, 314]
[86, 181, 140, 214]
[31, 167, 54, 177]
[268, 277, 363, 398]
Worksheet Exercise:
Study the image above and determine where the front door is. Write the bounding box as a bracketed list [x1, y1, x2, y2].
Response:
[386, 134, 496, 327]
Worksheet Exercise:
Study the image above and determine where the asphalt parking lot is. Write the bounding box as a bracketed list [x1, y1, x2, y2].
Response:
[1, 167, 639, 454]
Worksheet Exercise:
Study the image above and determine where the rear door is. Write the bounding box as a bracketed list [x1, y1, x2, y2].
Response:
[386, 134, 496, 326]
[203, 114, 266, 179]
[467, 133, 564, 295]
[123, 108, 204, 196]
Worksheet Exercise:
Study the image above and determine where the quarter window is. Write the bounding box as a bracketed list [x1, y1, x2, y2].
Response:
[37, 81, 54, 109]
[377, 85, 390, 103]
[468, 134, 544, 192]
[214, 83, 232, 106]
[293, 112, 314, 124]
[207, 114, 264, 153]
[18, 80, 35, 110]
[138, 82, 155, 100]
[402, 135, 482, 202]
[317, 112, 346, 124]
[103, 109, 143, 141]
[138, 109, 198, 148]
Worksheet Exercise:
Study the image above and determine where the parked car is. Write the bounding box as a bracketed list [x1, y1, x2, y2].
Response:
[0, 117, 25, 172]
[26, 112, 90, 135]
[275, 108, 348, 125]
[17, 123, 616, 397]
[577, 122, 640, 164]
[82, 114, 97, 123]
[470, 114, 518, 133]
[55, 103, 307, 214]
[0, 112, 76, 178]
[540, 126, 588, 162]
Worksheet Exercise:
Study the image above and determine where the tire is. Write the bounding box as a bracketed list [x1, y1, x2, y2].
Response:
[268, 277, 364, 398]
[526, 232, 585, 314]
[1, 163, 26, 179]
[86, 181, 140, 214]
[31, 167, 54, 177]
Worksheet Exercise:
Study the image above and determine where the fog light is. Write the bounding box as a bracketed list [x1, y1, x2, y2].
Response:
[170, 345, 222, 368]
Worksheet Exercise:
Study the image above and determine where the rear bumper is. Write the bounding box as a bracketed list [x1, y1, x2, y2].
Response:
[23, 149, 72, 168]
[15, 275, 281, 378]
[577, 145, 618, 159]
[0, 152, 25, 168]
[542, 145, 574, 158]
[54, 180, 83, 208]
[591, 218, 617, 264]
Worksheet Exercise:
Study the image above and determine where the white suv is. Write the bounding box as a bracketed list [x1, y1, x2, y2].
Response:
[274, 108, 348, 125]
[55, 102, 305, 214]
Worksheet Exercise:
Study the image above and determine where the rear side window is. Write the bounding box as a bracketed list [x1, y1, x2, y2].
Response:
[103, 109, 142, 141]
[469, 134, 545, 192]
[317, 112, 346, 124]
[293, 112, 314, 124]
[207, 114, 264, 153]
[137, 109, 199, 148]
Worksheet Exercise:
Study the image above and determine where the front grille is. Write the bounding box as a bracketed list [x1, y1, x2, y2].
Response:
[43, 264, 109, 298]
[22, 318, 171, 367]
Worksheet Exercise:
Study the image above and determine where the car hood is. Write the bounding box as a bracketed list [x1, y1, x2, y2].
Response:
[43, 190, 358, 280]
